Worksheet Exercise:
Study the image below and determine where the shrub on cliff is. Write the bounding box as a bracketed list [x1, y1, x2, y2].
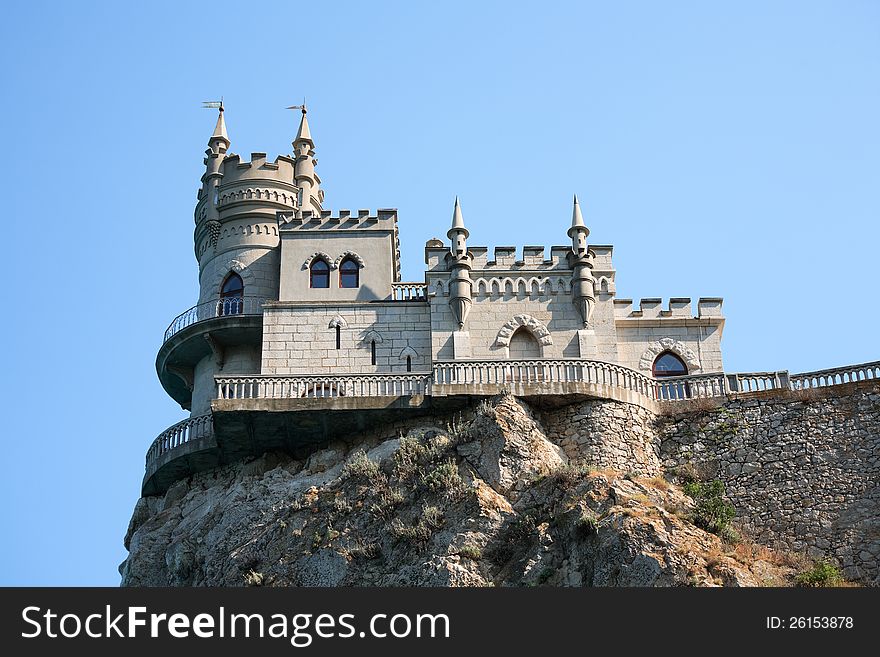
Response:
[683, 480, 735, 537]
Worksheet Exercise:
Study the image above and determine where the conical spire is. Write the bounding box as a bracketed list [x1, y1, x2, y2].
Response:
[567, 194, 590, 239]
[207, 102, 230, 155]
[295, 107, 313, 144]
[447, 196, 469, 239]
[212, 105, 228, 141]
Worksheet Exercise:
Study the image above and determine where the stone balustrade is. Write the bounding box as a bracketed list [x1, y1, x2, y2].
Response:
[145, 359, 880, 487]
[145, 414, 214, 467]
[216, 372, 432, 400]
[391, 282, 428, 301]
[163, 296, 270, 342]
[790, 361, 880, 390]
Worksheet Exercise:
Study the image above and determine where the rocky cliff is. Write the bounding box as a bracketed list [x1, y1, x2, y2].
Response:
[121, 395, 801, 587]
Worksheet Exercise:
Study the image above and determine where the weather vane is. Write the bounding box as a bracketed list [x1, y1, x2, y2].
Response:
[202, 98, 224, 111]
[286, 98, 307, 115]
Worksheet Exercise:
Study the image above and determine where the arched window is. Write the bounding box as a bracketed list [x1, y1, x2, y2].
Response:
[219, 272, 243, 316]
[371, 340, 377, 366]
[406, 355, 412, 372]
[652, 352, 688, 377]
[508, 327, 541, 359]
[335, 325, 341, 350]
[339, 257, 359, 288]
[310, 258, 330, 288]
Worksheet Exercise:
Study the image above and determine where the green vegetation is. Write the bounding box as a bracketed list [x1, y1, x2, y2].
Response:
[421, 459, 467, 500]
[682, 479, 736, 536]
[796, 560, 843, 587]
[341, 451, 381, 482]
[390, 504, 445, 544]
[575, 510, 599, 537]
[458, 544, 483, 560]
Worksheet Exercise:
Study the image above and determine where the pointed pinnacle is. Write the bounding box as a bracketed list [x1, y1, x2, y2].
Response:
[448, 196, 469, 239]
[567, 194, 590, 238]
[211, 108, 228, 142]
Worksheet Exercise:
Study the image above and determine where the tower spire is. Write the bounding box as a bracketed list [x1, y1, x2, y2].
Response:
[287, 102, 323, 216]
[448, 196, 469, 240]
[567, 194, 589, 239]
[205, 100, 229, 154]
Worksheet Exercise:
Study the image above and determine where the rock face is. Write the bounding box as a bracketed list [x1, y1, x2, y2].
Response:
[121, 395, 795, 587]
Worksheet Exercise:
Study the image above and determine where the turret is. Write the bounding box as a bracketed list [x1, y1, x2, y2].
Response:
[291, 106, 324, 217]
[446, 197, 472, 329]
[201, 103, 229, 226]
[568, 195, 596, 328]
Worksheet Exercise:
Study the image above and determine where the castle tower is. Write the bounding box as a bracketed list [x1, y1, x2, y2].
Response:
[291, 106, 324, 218]
[157, 106, 302, 417]
[568, 195, 598, 356]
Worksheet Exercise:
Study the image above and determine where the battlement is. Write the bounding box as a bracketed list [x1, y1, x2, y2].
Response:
[218, 152, 297, 186]
[425, 243, 616, 272]
[613, 297, 723, 320]
[277, 208, 398, 231]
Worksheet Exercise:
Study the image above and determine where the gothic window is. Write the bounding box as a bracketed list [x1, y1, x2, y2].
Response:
[406, 356, 412, 372]
[652, 352, 688, 377]
[219, 272, 243, 316]
[508, 327, 541, 359]
[371, 340, 377, 366]
[310, 258, 330, 288]
[339, 257, 360, 288]
[335, 325, 341, 350]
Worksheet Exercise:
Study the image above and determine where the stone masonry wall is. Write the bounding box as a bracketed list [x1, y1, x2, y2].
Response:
[658, 383, 880, 583]
[539, 400, 663, 477]
[535, 382, 880, 583]
[262, 302, 432, 375]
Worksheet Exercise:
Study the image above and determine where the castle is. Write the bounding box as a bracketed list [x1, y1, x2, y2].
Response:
[146, 105, 872, 496]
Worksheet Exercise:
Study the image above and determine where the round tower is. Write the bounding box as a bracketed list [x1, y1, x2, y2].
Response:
[158, 106, 325, 416]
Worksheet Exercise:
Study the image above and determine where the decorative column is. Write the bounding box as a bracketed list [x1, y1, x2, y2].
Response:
[568, 195, 598, 358]
[447, 197, 473, 358]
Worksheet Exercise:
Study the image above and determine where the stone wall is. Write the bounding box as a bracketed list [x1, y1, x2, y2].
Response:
[261, 302, 432, 375]
[536, 382, 879, 583]
[539, 399, 663, 477]
[658, 383, 880, 583]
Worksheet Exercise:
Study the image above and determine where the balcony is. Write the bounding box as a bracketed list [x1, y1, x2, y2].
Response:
[391, 282, 427, 301]
[142, 414, 217, 495]
[163, 296, 270, 343]
[156, 296, 269, 409]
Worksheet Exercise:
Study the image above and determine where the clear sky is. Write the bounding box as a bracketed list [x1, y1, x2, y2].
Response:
[1, 1, 877, 585]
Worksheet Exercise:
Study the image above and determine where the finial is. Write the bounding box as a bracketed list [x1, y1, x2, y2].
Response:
[447, 196, 469, 239]
[288, 101, 313, 144]
[567, 194, 589, 238]
[203, 99, 228, 143]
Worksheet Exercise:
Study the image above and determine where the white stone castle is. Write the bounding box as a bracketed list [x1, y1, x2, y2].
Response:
[149, 104, 730, 494]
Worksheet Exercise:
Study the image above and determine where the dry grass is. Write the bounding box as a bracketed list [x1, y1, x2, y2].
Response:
[642, 475, 670, 492]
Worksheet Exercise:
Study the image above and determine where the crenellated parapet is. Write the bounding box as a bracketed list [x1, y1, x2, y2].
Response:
[613, 297, 724, 322]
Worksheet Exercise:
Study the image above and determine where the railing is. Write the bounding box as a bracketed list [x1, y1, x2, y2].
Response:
[210, 359, 880, 407]
[216, 372, 432, 400]
[790, 361, 880, 390]
[655, 373, 726, 401]
[433, 359, 657, 400]
[163, 296, 269, 342]
[391, 282, 428, 301]
[145, 414, 214, 467]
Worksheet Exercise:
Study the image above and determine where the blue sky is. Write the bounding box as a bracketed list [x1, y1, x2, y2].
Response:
[1, 1, 877, 585]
